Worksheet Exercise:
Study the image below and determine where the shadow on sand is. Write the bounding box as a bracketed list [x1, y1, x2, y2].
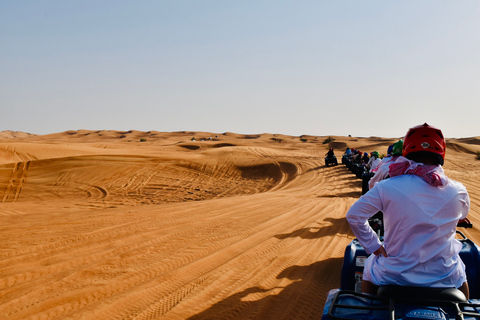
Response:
[274, 217, 352, 240]
[187, 257, 344, 320]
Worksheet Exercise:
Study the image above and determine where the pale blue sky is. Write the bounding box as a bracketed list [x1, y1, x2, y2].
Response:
[1, 1, 479, 138]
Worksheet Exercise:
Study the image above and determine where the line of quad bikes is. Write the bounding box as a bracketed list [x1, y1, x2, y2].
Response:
[320, 152, 480, 320]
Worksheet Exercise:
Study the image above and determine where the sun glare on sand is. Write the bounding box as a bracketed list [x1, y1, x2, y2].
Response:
[1, 130, 479, 319]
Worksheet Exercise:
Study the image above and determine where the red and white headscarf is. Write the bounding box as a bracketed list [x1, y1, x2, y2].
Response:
[388, 157, 448, 187]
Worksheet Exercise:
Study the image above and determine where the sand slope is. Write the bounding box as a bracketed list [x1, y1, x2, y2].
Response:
[0, 131, 479, 319]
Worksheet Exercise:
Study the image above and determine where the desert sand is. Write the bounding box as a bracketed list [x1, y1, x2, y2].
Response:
[0, 130, 479, 320]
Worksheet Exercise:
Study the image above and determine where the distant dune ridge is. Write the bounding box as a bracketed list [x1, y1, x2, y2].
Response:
[0, 130, 479, 319]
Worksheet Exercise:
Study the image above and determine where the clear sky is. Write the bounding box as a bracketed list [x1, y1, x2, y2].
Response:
[1, 1, 479, 138]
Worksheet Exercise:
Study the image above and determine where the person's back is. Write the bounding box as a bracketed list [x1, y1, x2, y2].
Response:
[356, 172, 469, 287]
[362, 153, 370, 164]
[367, 153, 382, 173]
[353, 151, 363, 164]
[327, 148, 334, 158]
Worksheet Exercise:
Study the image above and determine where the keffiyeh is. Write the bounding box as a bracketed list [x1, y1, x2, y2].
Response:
[388, 157, 449, 187]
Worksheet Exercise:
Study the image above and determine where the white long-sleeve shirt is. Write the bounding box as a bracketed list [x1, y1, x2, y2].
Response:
[368, 156, 398, 189]
[347, 173, 470, 288]
[367, 157, 382, 173]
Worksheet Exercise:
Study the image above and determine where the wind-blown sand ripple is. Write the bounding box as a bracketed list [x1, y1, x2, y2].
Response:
[0, 131, 478, 319]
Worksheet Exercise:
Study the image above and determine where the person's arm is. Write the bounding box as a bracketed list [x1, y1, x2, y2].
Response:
[346, 187, 384, 254]
[461, 188, 470, 220]
[457, 186, 470, 226]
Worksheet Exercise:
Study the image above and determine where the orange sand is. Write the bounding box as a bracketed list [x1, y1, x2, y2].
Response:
[0, 130, 479, 319]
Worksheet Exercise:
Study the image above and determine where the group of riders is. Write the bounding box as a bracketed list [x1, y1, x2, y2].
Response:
[326, 138, 403, 187]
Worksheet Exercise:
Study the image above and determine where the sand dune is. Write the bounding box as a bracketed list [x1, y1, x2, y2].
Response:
[0, 131, 479, 319]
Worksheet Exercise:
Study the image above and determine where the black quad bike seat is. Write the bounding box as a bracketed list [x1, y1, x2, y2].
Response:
[377, 285, 467, 302]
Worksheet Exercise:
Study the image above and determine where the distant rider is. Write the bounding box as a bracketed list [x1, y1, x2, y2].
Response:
[366, 151, 381, 173]
[352, 151, 363, 164]
[326, 148, 335, 158]
[361, 152, 370, 164]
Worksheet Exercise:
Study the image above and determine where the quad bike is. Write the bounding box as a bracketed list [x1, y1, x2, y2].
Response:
[326, 156, 338, 167]
[354, 164, 366, 179]
[362, 171, 374, 195]
[322, 220, 479, 320]
[345, 157, 354, 171]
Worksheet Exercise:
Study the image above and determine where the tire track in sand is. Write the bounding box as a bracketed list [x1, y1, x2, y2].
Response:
[2, 161, 30, 202]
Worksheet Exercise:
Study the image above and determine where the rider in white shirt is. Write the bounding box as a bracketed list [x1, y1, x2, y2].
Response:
[368, 140, 403, 189]
[366, 151, 382, 173]
[346, 123, 470, 299]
